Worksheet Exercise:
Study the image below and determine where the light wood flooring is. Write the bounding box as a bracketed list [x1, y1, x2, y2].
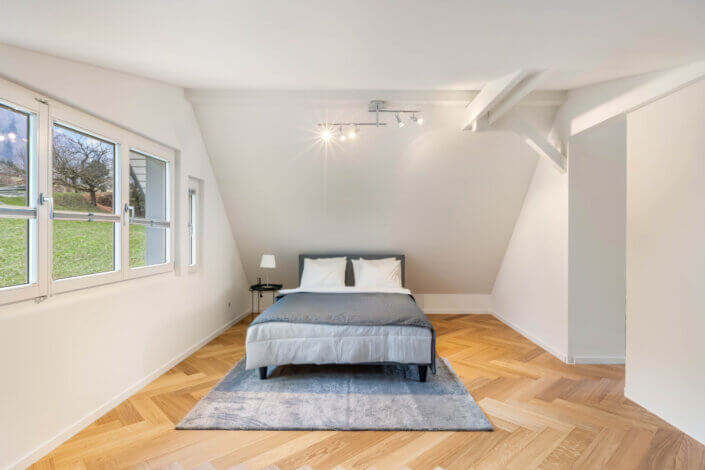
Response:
[31, 314, 705, 469]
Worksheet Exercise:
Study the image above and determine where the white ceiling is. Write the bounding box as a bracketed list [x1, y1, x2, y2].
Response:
[1, 0, 704, 90]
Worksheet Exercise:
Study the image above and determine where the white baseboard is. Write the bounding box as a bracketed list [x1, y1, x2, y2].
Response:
[424, 308, 493, 314]
[625, 386, 705, 446]
[491, 310, 569, 363]
[570, 355, 625, 365]
[415, 293, 493, 315]
[12, 307, 250, 470]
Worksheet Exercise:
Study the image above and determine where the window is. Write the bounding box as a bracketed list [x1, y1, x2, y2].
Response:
[128, 150, 170, 268]
[52, 124, 119, 280]
[0, 103, 33, 289]
[188, 188, 197, 267]
[0, 76, 175, 305]
[186, 176, 202, 273]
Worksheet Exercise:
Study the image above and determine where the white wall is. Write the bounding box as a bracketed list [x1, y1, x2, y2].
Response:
[0, 45, 250, 468]
[188, 90, 551, 295]
[492, 157, 569, 360]
[568, 118, 626, 363]
[626, 78, 705, 444]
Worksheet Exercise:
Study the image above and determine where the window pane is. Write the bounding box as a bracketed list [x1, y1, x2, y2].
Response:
[129, 224, 167, 267]
[188, 190, 196, 266]
[0, 103, 29, 207]
[52, 124, 115, 214]
[129, 151, 166, 220]
[53, 220, 115, 279]
[0, 218, 28, 288]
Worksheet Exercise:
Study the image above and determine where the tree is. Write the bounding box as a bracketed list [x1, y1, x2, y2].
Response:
[0, 148, 26, 187]
[53, 132, 112, 206]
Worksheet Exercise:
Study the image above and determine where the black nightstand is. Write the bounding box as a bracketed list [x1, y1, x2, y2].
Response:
[249, 282, 283, 321]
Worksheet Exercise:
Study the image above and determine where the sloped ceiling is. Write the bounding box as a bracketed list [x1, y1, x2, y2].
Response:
[189, 91, 556, 293]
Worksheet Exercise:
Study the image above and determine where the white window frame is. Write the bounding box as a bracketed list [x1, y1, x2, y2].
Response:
[0, 78, 48, 304]
[123, 136, 175, 280]
[48, 102, 124, 293]
[187, 176, 202, 273]
[0, 77, 176, 305]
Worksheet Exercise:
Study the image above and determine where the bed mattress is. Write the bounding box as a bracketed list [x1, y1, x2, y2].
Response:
[246, 322, 432, 369]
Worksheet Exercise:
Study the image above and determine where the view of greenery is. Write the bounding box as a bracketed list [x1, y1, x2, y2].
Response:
[1, 110, 154, 288]
[0, 194, 147, 286]
[0, 193, 28, 287]
[0, 218, 28, 287]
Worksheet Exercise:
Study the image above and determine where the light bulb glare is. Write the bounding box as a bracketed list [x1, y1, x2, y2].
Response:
[417, 117, 423, 125]
[321, 129, 332, 141]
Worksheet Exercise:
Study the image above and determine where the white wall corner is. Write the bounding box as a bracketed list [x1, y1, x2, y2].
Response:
[491, 309, 569, 363]
[569, 355, 625, 365]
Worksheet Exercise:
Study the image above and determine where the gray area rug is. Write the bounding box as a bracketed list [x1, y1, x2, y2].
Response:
[177, 358, 493, 431]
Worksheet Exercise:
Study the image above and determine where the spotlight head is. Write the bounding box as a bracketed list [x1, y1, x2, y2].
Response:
[321, 128, 332, 141]
[339, 126, 346, 141]
[395, 113, 405, 128]
[8, 132, 16, 141]
[411, 114, 423, 125]
[348, 129, 356, 139]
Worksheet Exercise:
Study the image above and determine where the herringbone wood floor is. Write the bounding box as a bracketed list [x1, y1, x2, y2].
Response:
[31, 314, 705, 469]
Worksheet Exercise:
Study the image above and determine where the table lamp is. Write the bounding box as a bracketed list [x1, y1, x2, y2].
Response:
[259, 254, 276, 286]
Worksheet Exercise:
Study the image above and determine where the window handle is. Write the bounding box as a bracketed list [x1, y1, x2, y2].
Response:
[124, 204, 135, 225]
[39, 193, 53, 219]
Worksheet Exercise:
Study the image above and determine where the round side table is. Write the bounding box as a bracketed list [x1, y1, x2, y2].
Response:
[249, 283, 283, 321]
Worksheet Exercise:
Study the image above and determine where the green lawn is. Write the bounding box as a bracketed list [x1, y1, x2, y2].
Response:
[129, 225, 147, 268]
[0, 194, 147, 287]
[0, 218, 28, 288]
[53, 192, 111, 213]
[0, 195, 27, 206]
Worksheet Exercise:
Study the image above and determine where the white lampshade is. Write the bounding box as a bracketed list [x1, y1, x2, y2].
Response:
[259, 254, 276, 269]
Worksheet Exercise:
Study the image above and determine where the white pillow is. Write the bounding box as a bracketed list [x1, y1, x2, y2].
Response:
[353, 258, 402, 288]
[300, 257, 347, 289]
[352, 257, 396, 282]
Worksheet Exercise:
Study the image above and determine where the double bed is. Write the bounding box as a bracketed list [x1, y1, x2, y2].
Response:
[245, 254, 436, 381]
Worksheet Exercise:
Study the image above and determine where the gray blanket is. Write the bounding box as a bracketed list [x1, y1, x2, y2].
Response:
[251, 292, 436, 373]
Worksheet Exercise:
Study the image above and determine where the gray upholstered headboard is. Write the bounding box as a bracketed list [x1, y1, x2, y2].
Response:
[298, 254, 405, 287]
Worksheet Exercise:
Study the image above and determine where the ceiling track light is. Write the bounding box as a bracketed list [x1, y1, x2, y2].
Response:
[411, 113, 423, 125]
[317, 100, 423, 142]
[320, 128, 332, 141]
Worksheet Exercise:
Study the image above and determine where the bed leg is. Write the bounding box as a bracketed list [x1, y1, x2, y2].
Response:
[418, 365, 428, 382]
[258, 367, 267, 380]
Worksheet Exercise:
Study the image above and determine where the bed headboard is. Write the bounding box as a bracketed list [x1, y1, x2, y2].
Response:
[298, 253, 406, 287]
